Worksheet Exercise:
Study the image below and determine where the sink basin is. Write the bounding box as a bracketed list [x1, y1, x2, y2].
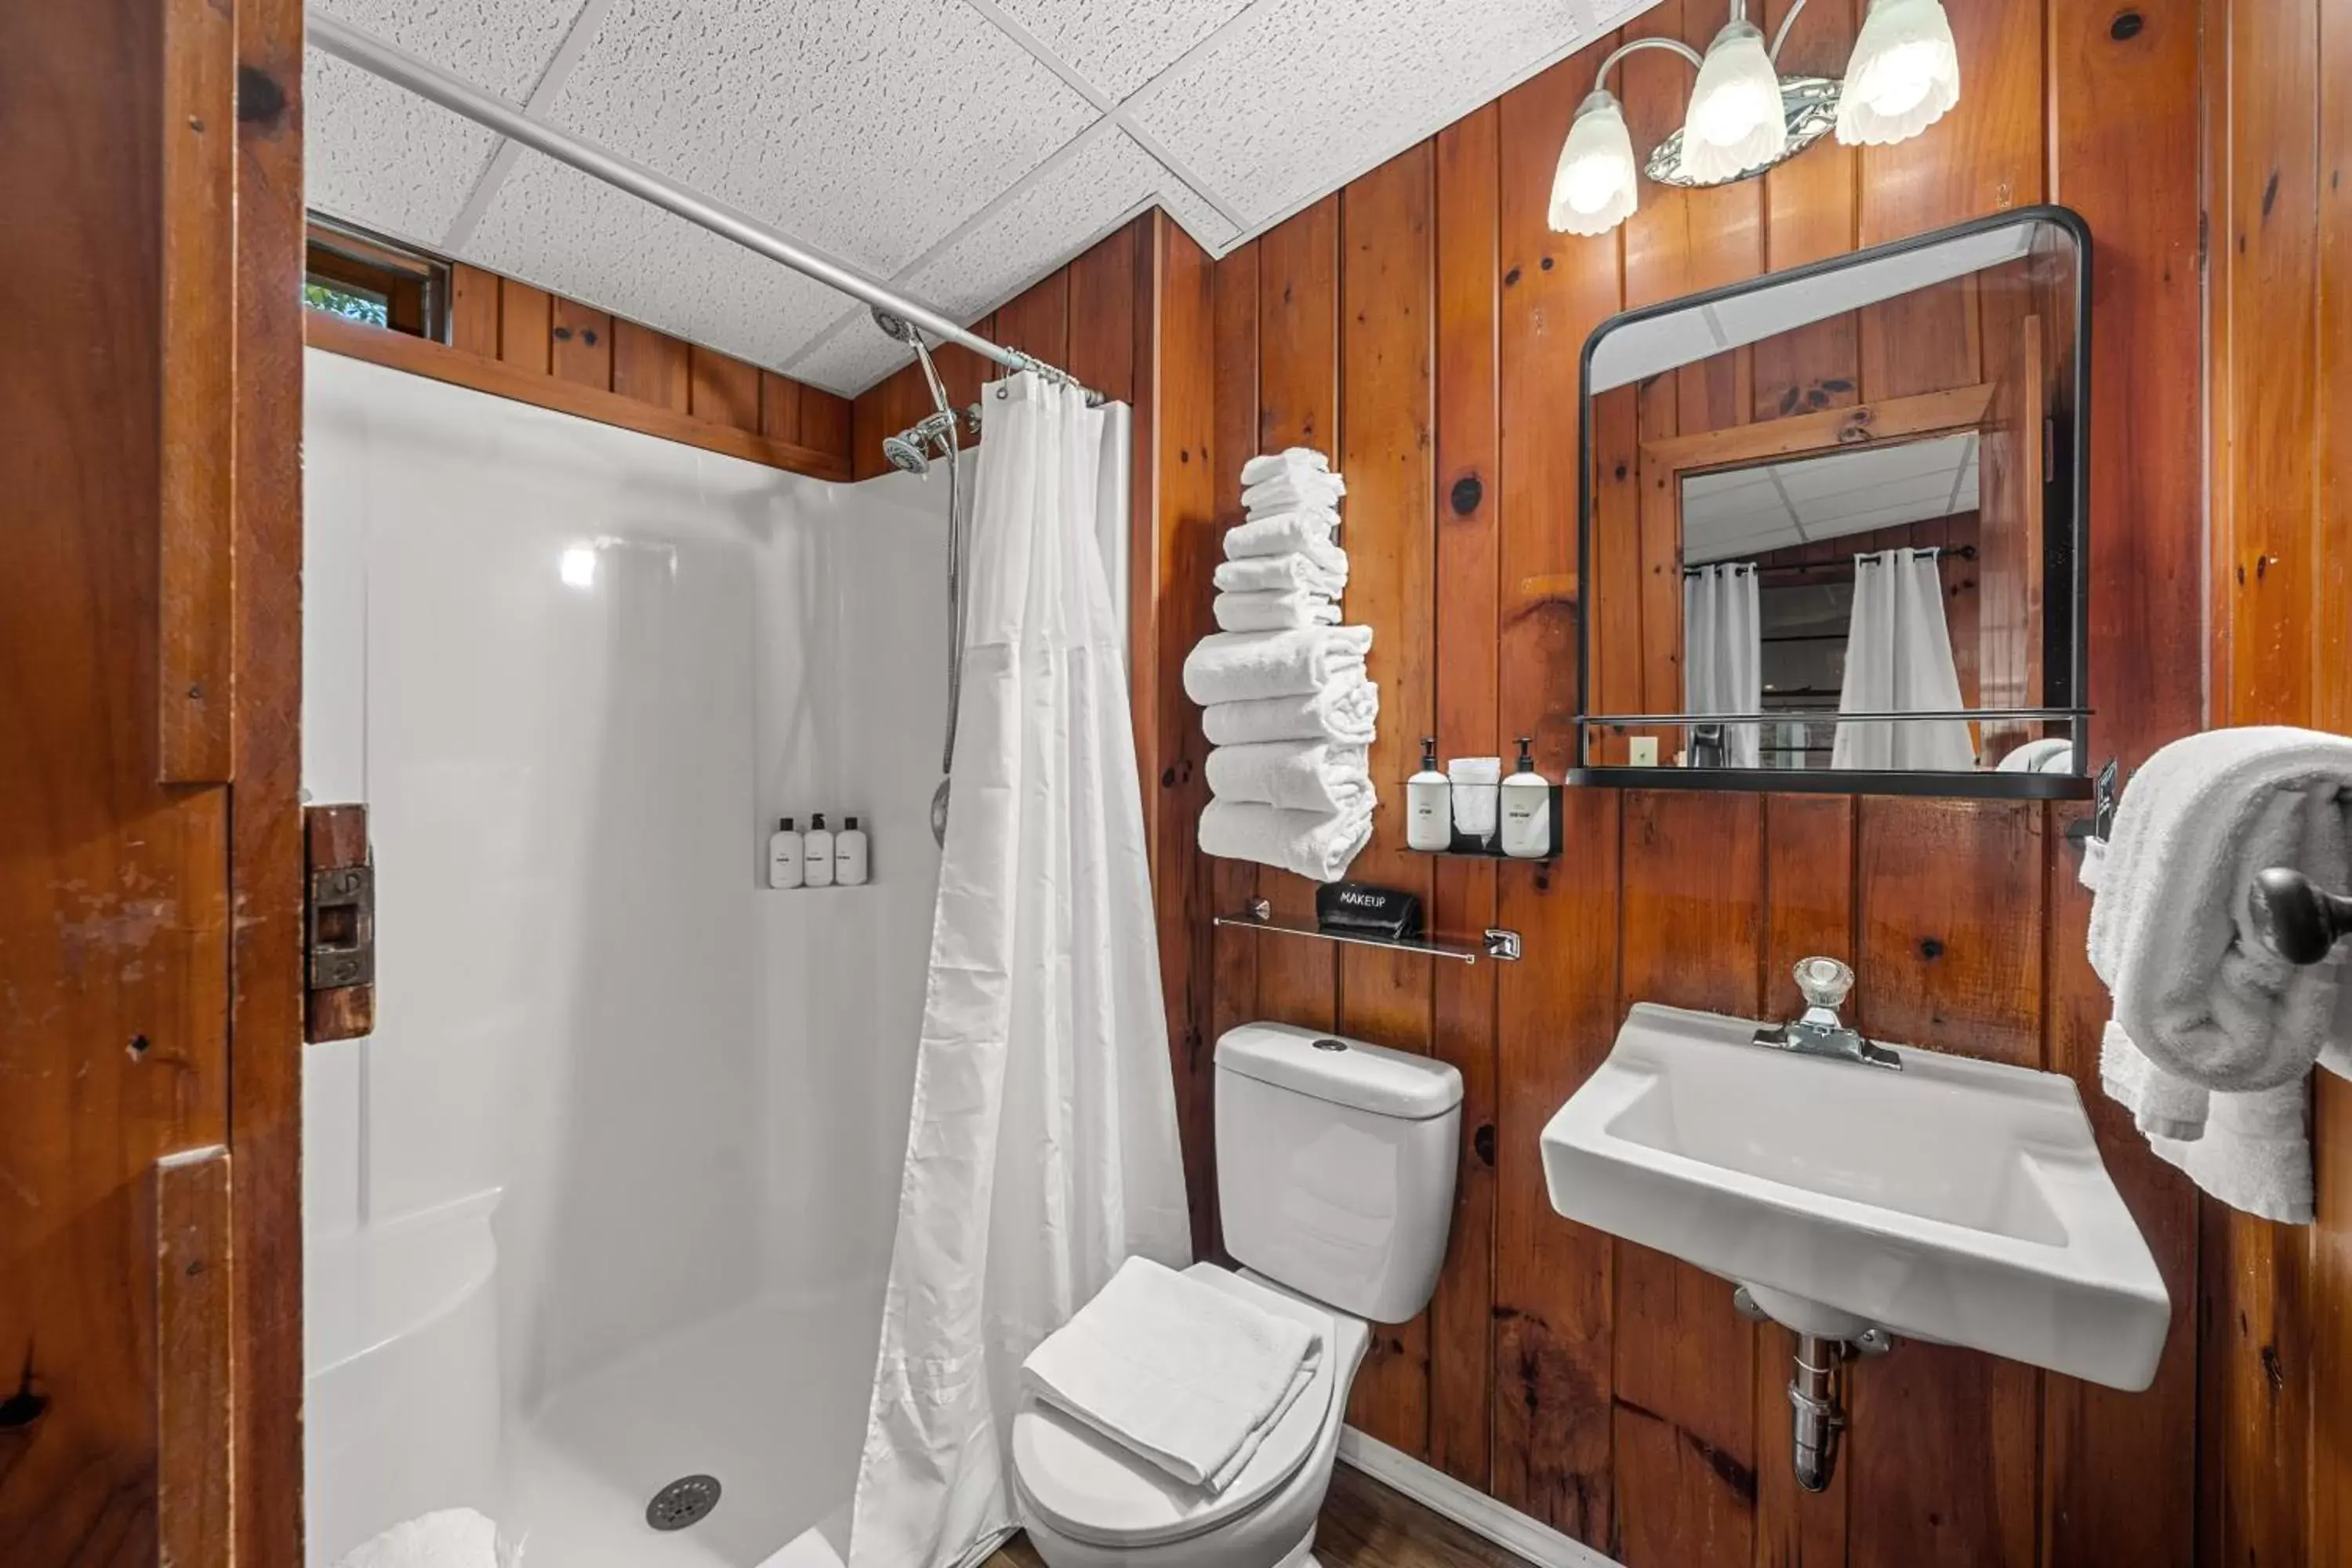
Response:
[1541, 1002, 2169, 1390]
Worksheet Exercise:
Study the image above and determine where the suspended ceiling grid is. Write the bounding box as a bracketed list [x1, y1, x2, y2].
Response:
[307, 0, 1664, 395]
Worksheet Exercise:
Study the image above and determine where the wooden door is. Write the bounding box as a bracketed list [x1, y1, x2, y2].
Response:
[0, 2, 308, 1563]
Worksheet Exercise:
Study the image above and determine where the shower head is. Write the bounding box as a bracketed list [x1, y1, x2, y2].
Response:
[871, 307, 922, 345]
[883, 408, 957, 475]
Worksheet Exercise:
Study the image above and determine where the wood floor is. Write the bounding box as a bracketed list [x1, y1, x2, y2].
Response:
[986, 1464, 1534, 1568]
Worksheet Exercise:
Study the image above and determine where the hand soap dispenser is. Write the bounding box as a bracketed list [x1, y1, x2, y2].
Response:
[1406, 736, 1451, 852]
[1500, 737, 1553, 859]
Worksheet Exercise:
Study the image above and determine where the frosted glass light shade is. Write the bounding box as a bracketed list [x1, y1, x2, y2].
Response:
[1550, 91, 1639, 235]
[1681, 20, 1787, 183]
[1837, 0, 1961, 145]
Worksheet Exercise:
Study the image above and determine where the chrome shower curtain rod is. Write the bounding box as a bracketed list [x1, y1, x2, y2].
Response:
[306, 9, 1104, 403]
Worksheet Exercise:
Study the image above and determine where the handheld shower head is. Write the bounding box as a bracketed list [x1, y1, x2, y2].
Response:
[883, 408, 956, 475]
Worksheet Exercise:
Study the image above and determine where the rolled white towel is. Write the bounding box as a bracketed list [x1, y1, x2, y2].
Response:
[1240, 448, 1330, 485]
[1214, 590, 1339, 633]
[1243, 470, 1345, 514]
[1203, 676, 1379, 746]
[1225, 510, 1344, 568]
[335, 1509, 519, 1568]
[1214, 553, 1348, 596]
[1200, 798, 1374, 884]
[2087, 727, 2352, 1092]
[1207, 741, 1371, 813]
[1182, 626, 1372, 706]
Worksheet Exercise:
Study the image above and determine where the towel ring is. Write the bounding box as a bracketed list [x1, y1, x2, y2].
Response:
[2249, 868, 2352, 966]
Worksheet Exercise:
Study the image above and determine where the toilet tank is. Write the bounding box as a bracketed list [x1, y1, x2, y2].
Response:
[1215, 1022, 1463, 1324]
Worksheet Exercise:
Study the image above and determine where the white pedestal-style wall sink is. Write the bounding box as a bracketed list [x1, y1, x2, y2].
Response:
[1540, 1000, 2170, 1391]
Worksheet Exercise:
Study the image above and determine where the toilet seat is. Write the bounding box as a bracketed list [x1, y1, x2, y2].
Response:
[1011, 1265, 1340, 1551]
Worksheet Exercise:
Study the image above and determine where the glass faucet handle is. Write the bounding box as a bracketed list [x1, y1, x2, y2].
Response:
[1793, 956, 1854, 1011]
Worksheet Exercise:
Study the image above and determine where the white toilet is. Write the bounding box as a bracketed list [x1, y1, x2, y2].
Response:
[1011, 1021, 1463, 1568]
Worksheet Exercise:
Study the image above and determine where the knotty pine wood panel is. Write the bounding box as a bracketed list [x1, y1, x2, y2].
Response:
[2, 2, 238, 1554]
[1613, 793, 1765, 1568]
[689, 343, 762, 433]
[450, 262, 501, 357]
[612, 318, 690, 412]
[993, 270, 1071, 368]
[1336, 145, 1441, 1460]
[1490, 48, 1621, 1541]
[1146, 217, 1222, 1276]
[550, 297, 613, 390]
[498, 278, 554, 374]
[232, 3, 313, 1557]
[1250, 198, 1345, 1033]
[1428, 102, 1502, 1492]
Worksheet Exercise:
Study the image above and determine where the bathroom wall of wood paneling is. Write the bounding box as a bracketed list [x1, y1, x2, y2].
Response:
[2204, 0, 2352, 1564]
[1178, 1, 2236, 1563]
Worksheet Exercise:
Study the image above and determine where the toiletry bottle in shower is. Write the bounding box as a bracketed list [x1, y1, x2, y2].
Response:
[1406, 736, 1452, 852]
[804, 814, 836, 887]
[836, 816, 869, 886]
[1501, 738, 1553, 860]
[768, 817, 804, 889]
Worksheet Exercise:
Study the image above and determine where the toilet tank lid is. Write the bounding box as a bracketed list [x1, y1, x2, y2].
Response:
[1215, 1022, 1464, 1120]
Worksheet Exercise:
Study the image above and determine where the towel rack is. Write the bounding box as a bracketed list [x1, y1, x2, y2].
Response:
[1213, 898, 1523, 964]
[2249, 868, 2352, 966]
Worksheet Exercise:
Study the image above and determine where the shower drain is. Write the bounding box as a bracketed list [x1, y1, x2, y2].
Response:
[646, 1474, 722, 1532]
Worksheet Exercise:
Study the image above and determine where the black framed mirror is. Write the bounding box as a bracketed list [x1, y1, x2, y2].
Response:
[1572, 205, 2091, 800]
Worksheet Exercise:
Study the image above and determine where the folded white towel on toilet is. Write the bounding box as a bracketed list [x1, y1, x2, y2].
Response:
[1199, 797, 1374, 883]
[1242, 470, 1346, 514]
[1214, 552, 1348, 597]
[1214, 590, 1340, 632]
[1181, 626, 1371, 706]
[1224, 510, 1345, 570]
[1240, 447, 1330, 486]
[1202, 677, 1380, 748]
[335, 1508, 521, 1568]
[1206, 741, 1370, 814]
[1022, 1257, 1325, 1494]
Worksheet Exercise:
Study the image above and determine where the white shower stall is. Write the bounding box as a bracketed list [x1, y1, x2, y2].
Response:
[299, 350, 1117, 1567]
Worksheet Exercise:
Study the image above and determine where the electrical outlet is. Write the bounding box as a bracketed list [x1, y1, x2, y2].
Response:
[1629, 737, 1660, 767]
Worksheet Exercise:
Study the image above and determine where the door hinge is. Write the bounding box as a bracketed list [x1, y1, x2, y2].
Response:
[305, 803, 376, 1041]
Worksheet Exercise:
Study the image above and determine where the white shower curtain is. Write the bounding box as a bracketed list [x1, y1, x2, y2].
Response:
[1832, 547, 1976, 771]
[1683, 562, 1762, 768]
[848, 375, 1193, 1568]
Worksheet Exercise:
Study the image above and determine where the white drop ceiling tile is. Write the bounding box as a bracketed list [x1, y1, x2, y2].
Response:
[1127, 0, 1613, 227]
[543, 0, 1098, 279]
[466, 151, 854, 370]
[306, 51, 505, 248]
[786, 321, 916, 397]
[988, 0, 1258, 101]
[902, 131, 1236, 322]
[312, 0, 593, 98]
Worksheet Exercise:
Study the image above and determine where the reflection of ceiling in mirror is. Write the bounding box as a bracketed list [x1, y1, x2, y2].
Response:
[1682, 431, 1979, 564]
[1590, 222, 2043, 392]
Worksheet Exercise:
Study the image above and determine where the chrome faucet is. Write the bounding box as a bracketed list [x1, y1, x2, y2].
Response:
[1752, 957, 1901, 1072]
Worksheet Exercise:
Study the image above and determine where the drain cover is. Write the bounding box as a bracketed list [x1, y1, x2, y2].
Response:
[646, 1474, 722, 1532]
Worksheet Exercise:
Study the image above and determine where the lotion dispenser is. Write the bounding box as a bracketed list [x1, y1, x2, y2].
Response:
[835, 816, 869, 887]
[1500, 737, 1554, 859]
[768, 816, 804, 889]
[1406, 736, 1452, 852]
[804, 813, 836, 887]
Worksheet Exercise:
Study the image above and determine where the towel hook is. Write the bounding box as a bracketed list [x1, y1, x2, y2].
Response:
[2249, 868, 2352, 966]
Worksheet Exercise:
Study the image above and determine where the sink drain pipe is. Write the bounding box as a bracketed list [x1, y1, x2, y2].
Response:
[1788, 1334, 1847, 1493]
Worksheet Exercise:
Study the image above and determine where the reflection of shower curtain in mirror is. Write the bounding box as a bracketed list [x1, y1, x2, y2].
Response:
[1683, 563, 1761, 768]
[1833, 549, 1976, 771]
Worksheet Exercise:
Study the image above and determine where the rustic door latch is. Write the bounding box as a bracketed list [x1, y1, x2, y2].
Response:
[305, 804, 376, 1041]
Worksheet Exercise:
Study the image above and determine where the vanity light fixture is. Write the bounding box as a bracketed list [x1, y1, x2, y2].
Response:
[1546, 0, 1961, 235]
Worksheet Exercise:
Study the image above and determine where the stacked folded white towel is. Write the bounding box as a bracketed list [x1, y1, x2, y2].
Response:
[2085, 726, 2352, 1222]
[1022, 1257, 1325, 1494]
[1187, 449, 1375, 882]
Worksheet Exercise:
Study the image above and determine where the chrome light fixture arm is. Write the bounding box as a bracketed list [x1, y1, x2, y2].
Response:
[1590, 33, 1705, 93]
